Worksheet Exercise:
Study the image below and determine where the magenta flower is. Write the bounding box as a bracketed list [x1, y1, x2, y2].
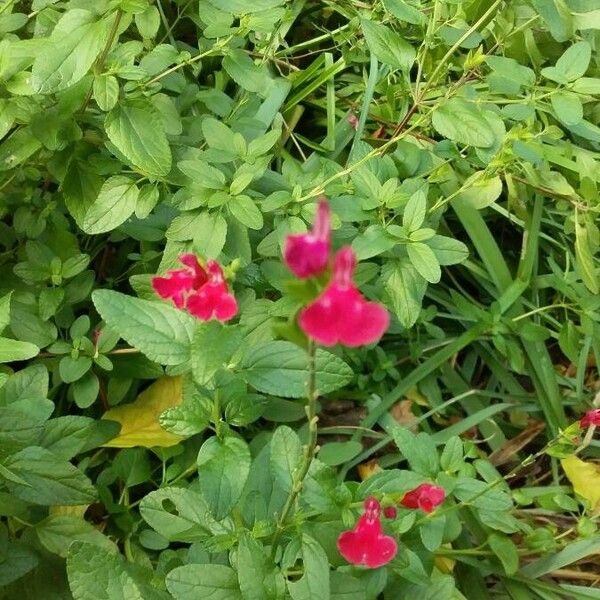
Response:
[284, 198, 331, 278]
[383, 506, 397, 519]
[152, 254, 207, 308]
[299, 247, 389, 347]
[186, 260, 238, 322]
[337, 497, 398, 568]
[580, 409, 600, 428]
[400, 484, 445, 513]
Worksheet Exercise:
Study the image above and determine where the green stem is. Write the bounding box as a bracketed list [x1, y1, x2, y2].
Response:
[272, 340, 319, 549]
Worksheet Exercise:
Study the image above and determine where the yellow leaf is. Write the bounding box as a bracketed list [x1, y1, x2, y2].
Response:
[102, 377, 184, 448]
[561, 454, 600, 513]
[357, 460, 382, 481]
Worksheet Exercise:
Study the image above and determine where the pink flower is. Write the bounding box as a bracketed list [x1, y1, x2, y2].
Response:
[186, 260, 238, 322]
[400, 484, 445, 513]
[337, 497, 397, 568]
[299, 247, 389, 347]
[152, 254, 208, 308]
[284, 198, 331, 278]
[580, 409, 600, 428]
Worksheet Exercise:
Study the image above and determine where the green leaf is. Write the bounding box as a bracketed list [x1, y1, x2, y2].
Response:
[140, 487, 226, 541]
[0, 337, 40, 363]
[59, 356, 92, 383]
[237, 533, 284, 600]
[93, 74, 119, 112]
[285, 535, 330, 600]
[191, 322, 242, 385]
[67, 541, 156, 600]
[270, 425, 302, 498]
[0, 127, 42, 172]
[575, 220, 599, 294]
[239, 341, 353, 398]
[420, 515, 445, 551]
[382, 0, 424, 24]
[382, 259, 427, 328]
[105, 99, 172, 178]
[440, 437, 463, 472]
[36, 515, 117, 558]
[407, 242, 441, 283]
[135, 5, 160, 38]
[556, 41, 591, 81]
[427, 235, 469, 265]
[456, 173, 502, 209]
[39, 416, 109, 460]
[361, 19, 415, 71]
[390, 426, 439, 476]
[318, 441, 363, 466]
[92, 290, 195, 365]
[31, 9, 111, 94]
[160, 401, 210, 437]
[82, 176, 139, 234]
[206, 0, 285, 11]
[352, 225, 396, 260]
[167, 565, 242, 600]
[223, 49, 272, 94]
[178, 159, 226, 189]
[432, 98, 495, 147]
[488, 533, 519, 575]
[193, 212, 228, 259]
[0, 539, 38, 587]
[551, 91, 583, 125]
[2, 446, 96, 505]
[230, 195, 264, 230]
[72, 371, 100, 409]
[196, 435, 251, 519]
[531, 0, 573, 42]
[403, 190, 427, 232]
[0, 291, 12, 333]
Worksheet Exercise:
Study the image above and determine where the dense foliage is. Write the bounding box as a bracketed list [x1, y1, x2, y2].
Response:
[0, 0, 599, 598]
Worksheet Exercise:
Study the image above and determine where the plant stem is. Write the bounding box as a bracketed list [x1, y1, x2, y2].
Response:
[272, 340, 319, 550]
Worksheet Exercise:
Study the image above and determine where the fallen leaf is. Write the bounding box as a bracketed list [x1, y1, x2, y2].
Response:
[490, 420, 545, 467]
[390, 400, 417, 429]
[561, 454, 600, 513]
[102, 377, 184, 448]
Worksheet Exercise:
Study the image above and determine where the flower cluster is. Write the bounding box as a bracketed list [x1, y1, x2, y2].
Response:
[337, 484, 445, 569]
[151, 254, 237, 322]
[284, 198, 389, 347]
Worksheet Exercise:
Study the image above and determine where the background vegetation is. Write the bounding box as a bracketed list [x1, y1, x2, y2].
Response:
[0, 0, 599, 598]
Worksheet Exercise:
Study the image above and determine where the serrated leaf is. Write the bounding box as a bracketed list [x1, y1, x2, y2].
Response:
[403, 190, 426, 231]
[427, 235, 468, 265]
[2, 446, 96, 505]
[102, 377, 184, 448]
[105, 99, 172, 178]
[92, 289, 194, 365]
[31, 10, 110, 94]
[140, 487, 226, 542]
[488, 533, 519, 575]
[239, 341, 353, 398]
[382, 258, 427, 328]
[407, 242, 441, 283]
[555, 41, 591, 81]
[237, 533, 284, 600]
[223, 49, 272, 94]
[167, 565, 242, 600]
[0, 337, 40, 363]
[575, 220, 599, 294]
[432, 99, 495, 148]
[93, 74, 119, 112]
[456, 173, 502, 209]
[361, 18, 415, 71]
[191, 322, 242, 385]
[230, 195, 264, 230]
[286, 535, 330, 600]
[197, 435, 250, 519]
[82, 176, 139, 234]
[382, 0, 424, 24]
[206, 0, 284, 11]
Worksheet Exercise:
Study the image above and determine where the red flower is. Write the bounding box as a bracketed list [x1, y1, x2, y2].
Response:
[400, 484, 445, 513]
[186, 260, 238, 322]
[299, 247, 389, 347]
[383, 506, 397, 519]
[284, 198, 331, 278]
[580, 409, 600, 428]
[152, 254, 207, 308]
[337, 497, 397, 569]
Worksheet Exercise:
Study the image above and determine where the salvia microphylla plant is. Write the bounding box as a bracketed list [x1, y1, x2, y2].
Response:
[152, 198, 445, 569]
[2, 0, 600, 598]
